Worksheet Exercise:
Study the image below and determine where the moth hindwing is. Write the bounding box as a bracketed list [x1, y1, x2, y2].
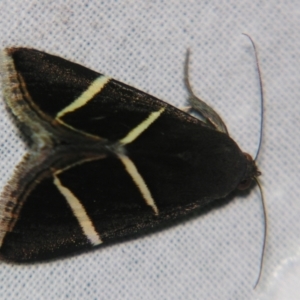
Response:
[0, 48, 260, 262]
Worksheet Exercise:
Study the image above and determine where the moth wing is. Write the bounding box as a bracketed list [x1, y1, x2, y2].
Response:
[0, 48, 248, 262]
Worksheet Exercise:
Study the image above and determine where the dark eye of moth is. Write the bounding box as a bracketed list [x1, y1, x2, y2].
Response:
[0, 35, 264, 287]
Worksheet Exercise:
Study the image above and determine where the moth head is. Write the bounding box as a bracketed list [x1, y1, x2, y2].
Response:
[238, 152, 261, 190]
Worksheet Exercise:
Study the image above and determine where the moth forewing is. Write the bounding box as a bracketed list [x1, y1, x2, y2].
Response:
[0, 47, 259, 264]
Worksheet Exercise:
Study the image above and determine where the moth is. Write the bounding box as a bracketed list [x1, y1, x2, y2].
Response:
[0, 47, 261, 263]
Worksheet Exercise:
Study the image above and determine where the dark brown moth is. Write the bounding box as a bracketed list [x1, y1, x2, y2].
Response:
[0, 45, 261, 265]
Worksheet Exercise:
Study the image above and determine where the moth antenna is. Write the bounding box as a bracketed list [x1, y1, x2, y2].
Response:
[243, 33, 266, 288]
[242, 33, 264, 161]
[253, 178, 267, 289]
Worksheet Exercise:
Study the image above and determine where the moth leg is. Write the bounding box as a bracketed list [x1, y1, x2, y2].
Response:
[178, 105, 192, 113]
[184, 49, 228, 134]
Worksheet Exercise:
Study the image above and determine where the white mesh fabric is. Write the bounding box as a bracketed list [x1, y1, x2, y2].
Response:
[0, 1, 299, 299]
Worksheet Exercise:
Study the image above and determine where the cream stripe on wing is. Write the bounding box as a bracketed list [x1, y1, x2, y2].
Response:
[56, 75, 110, 119]
[118, 154, 159, 215]
[119, 108, 165, 145]
[53, 174, 102, 245]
